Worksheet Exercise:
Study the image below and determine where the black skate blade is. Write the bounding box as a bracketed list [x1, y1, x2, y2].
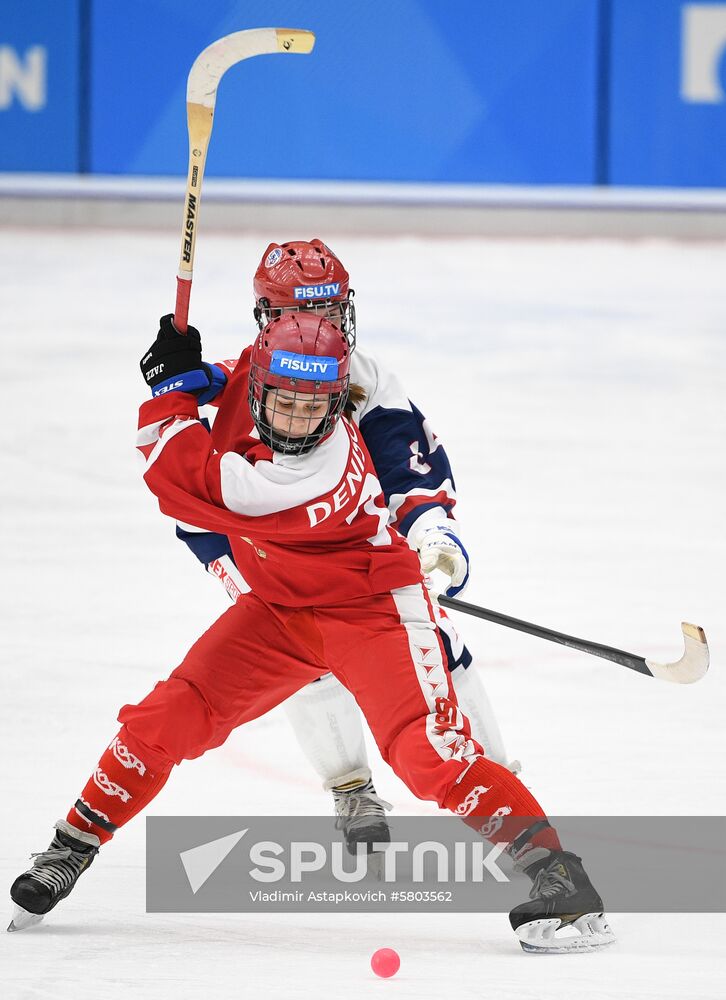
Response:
[7, 904, 45, 932]
[516, 913, 616, 954]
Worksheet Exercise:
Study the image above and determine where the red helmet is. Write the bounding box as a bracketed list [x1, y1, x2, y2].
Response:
[253, 238, 356, 350]
[248, 311, 351, 456]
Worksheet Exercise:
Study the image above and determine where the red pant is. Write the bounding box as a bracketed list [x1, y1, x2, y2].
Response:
[70, 584, 556, 852]
[120, 584, 478, 803]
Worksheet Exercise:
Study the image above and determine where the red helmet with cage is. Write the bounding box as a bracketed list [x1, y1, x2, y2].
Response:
[252, 238, 356, 350]
[248, 311, 351, 456]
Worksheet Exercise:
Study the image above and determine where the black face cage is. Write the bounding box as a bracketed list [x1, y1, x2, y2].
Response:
[254, 293, 357, 351]
[248, 365, 351, 456]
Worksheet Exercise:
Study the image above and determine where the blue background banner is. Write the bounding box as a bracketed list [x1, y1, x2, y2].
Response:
[88, 0, 599, 184]
[0, 0, 82, 172]
[2, 0, 726, 187]
[608, 0, 726, 186]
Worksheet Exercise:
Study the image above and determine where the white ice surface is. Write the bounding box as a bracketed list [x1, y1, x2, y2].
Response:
[1, 229, 724, 998]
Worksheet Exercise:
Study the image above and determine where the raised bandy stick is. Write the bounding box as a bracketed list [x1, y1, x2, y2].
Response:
[174, 28, 315, 332]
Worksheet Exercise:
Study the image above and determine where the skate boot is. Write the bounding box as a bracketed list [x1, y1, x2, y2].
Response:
[8, 820, 100, 932]
[509, 848, 615, 954]
[325, 768, 392, 877]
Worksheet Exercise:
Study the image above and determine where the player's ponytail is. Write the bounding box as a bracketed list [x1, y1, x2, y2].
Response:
[345, 383, 366, 417]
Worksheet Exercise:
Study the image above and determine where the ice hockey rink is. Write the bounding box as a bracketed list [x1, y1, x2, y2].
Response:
[1, 227, 724, 999]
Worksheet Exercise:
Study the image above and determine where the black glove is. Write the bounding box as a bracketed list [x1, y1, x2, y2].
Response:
[140, 314, 215, 399]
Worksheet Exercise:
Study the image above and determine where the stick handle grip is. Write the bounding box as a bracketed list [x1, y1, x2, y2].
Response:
[174, 276, 192, 333]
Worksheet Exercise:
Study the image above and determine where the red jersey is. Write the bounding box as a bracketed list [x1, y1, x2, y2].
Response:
[137, 347, 422, 606]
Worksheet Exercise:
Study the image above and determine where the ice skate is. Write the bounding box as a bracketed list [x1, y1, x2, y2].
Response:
[326, 768, 392, 878]
[8, 820, 100, 932]
[509, 849, 615, 954]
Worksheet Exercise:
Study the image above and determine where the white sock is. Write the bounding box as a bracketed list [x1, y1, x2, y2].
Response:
[450, 663, 512, 767]
[284, 673, 369, 786]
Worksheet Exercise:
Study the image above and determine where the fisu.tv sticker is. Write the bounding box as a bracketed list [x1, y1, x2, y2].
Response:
[270, 351, 339, 380]
[265, 247, 283, 268]
[293, 282, 340, 300]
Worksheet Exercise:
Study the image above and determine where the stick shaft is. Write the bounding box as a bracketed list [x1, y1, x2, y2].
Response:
[174, 102, 213, 332]
[437, 595, 651, 675]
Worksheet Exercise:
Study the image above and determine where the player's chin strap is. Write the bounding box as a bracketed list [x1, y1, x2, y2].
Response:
[433, 593, 708, 685]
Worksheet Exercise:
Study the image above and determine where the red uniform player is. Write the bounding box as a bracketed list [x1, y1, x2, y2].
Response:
[9, 310, 614, 953]
[176, 239, 519, 852]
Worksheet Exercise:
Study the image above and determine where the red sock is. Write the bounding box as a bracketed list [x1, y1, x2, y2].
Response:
[66, 728, 172, 844]
[444, 757, 561, 856]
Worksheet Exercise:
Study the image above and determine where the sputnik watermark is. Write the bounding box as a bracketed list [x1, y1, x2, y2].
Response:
[245, 839, 508, 883]
[147, 816, 726, 913]
[147, 817, 517, 912]
[180, 830, 509, 894]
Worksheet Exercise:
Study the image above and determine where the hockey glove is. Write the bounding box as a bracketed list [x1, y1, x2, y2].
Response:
[417, 525, 470, 597]
[140, 314, 227, 404]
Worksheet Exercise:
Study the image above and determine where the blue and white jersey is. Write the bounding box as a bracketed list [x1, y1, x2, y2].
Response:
[350, 350, 458, 543]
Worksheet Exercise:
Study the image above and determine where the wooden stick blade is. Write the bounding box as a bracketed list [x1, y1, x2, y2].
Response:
[187, 28, 315, 106]
[645, 623, 710, 684]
